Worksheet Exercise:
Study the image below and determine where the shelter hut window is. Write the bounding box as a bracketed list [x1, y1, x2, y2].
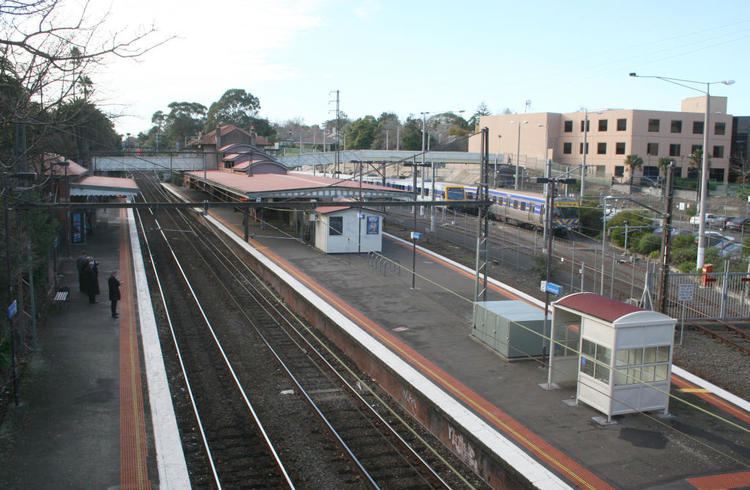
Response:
[581, 338, 611, 385]
[329, 216, 343, 236]
[614, 345, 671, 385]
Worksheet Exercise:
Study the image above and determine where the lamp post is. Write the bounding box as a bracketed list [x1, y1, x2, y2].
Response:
[629, 73, 734, 270]
[495, 134, 501, 188]
[511, 120, 529, 190]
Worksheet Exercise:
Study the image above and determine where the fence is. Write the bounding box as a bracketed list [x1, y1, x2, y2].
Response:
[654, 270, 750, 321]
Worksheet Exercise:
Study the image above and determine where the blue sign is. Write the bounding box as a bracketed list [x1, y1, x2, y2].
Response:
[7, 300, 17, 319]
[545, 282, 562, 296]
[410, 231, 422, 240]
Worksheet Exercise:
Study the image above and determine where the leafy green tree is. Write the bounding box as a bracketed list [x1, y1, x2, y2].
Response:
[636, 234, 661, 255]
[43, 99, 121, 163]
[205, 89, 260, 130]
[624, 154, 644, 186]
[607, 211, 652, 248]
[163, 101, 206, 148]
[400, 117, 423, 151]
[345, 115, 378, 149]
[371, 112, 400, 149]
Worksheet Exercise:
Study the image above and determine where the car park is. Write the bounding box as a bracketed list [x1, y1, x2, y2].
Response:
[723, 216, 750, 232]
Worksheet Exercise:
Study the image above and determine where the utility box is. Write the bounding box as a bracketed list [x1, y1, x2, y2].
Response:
[472, 300, 549, 360]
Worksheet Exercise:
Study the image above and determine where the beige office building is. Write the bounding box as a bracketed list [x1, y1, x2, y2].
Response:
[468, 96, 733, 184]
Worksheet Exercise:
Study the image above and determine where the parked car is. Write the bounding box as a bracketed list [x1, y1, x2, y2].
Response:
[689, 213, 726, 226]
[723, 216, 750, 232]
[698, 231, 734, 248]
[719, 242, 743, 258]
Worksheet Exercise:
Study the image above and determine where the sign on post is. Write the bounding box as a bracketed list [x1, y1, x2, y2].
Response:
[410, 231, 422, 241]
[7, 300, 17, 319]
[677, 283, 695, 302]
[540, 281, 562, 296]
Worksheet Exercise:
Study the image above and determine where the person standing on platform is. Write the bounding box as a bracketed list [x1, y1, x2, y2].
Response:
[84, 259, 100, 304]
[108, 271, 121, 319]
[76, 252, 89, 293]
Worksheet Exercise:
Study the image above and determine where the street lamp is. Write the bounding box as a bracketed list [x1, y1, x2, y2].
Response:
[510, 120, 529, 190]
[629, 73, 734, 270]
[494, 134, 502, 188]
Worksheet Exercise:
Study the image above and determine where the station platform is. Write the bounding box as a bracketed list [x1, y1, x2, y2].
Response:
[168, 183, 750, 490]
[0, 207, 188, 489]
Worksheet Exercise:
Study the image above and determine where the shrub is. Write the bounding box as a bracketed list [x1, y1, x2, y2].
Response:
[636, 234, 661, 255]
[607, 211, 653, 247]
[578, 203, 603, 238]
[677, 261, 695, 272]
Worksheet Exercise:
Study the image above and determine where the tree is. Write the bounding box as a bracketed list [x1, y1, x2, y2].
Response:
[688, 148, 712, 197]
[400, 117, 422, 151]
[624, 154, 644, 186]
[345, 115, 378, 150]
[371, 112, 400, 150]
[163, 102, 206, 148]
[467, 102, 491, 129]
[204, 89, 260, 131]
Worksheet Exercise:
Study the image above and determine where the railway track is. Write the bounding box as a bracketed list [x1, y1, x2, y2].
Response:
[135, 175, 485, 489]
[691, 322, 750, 356]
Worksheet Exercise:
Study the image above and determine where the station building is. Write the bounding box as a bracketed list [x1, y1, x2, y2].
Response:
[182, 139, 404, 251]
[468, 96, 734, 184]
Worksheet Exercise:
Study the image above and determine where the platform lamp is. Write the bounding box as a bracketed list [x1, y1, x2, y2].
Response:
[537, 175, 576, 389]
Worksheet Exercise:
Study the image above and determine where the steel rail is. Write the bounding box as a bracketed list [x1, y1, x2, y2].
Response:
[138, 181, 296, 488]
[145, 177, 461, 488]
[133, 207, 223, 489]
[139, 178, 382, 488]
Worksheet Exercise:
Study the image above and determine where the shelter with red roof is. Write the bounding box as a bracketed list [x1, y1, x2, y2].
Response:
[548, 292, 676, 422]
[313, 203, 383, 254]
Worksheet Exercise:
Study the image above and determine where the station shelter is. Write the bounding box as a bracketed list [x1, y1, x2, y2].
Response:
[547, 292, 676, 422]
[314, 205, 383, 254]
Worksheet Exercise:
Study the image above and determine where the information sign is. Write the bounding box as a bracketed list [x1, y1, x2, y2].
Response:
[7, 300, 17, 320]
[677, 283, 695, 302]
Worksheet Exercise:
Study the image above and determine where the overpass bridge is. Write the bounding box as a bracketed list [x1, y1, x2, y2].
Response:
[92, 152, 208, 173]
[277, 149, 486, 167]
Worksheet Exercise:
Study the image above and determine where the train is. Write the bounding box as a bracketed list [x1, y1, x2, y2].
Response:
[294, 171, 580, 233]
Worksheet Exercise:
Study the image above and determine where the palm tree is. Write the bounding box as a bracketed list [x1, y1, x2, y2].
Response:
[624, 154, 644, 187]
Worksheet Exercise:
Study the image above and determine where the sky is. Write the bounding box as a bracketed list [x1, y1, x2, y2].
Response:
[84, 0, 750, 136]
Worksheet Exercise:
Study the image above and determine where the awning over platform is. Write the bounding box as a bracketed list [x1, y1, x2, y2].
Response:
[70, 176, 139, 197]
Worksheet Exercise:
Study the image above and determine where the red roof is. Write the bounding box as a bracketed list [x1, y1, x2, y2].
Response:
[186, 170, 400, 194]
[192, 124, 254, 146]
[43, 154, 88, 176]
[316, 205, 351, 214]
[75, 176, 139, 190]
[555, 292, 643, 323]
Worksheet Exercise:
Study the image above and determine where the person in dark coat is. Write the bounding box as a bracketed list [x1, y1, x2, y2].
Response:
[83, 259, 100, 304]
[76, 252, 89, 293]
[108, 271, 121, 319]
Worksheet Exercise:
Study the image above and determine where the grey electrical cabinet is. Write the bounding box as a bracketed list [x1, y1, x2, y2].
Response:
[472, 300, 549, 360]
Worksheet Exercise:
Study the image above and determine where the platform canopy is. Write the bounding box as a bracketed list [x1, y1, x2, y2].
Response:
[70, 176, 139, 197]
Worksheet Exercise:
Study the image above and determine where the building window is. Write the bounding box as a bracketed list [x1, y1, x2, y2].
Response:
[614, 345, 671, 385]
[693, 121, 704, 134]
[615, 142, 626, 155]
[581, 338, 611, 385]
[580, 120, 590, 132]
[563, 142, 572, 154]
[617, 118, 627, 131]
[598, 119, 608, 131]
[579, 142, 589, 154]
[713, 145, 724, 158]
[329, 216, 343, 236]
[670, 120, 682, 133]
[669, 144, 681, 157]
[564, 120, 573, 132]
[597, 142, 607, 154]
[691, 144, 703, 155]
[715, 122, 726, 135]
[648, 119, 660, 132]
[709, 168, 725, 182]
[646, 143, 659, 156]
[643, 166, 659, 178]
[673, 167, 682, 178]
[614, 166, 624, 177]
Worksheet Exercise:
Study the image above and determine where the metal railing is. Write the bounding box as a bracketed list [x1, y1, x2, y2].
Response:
[655, 270, 750, 320]
[367, 251, 401, 276]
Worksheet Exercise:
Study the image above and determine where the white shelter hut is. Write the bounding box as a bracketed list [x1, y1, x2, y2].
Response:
[314, 205, 383, 254]
[547, 293, 676, 422]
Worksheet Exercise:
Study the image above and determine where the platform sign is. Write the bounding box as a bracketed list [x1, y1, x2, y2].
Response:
[541, 281, 562, 296]
[677, 283, 696, 302]
[7, 300, 17, 320]
[410, 231, 422, 241]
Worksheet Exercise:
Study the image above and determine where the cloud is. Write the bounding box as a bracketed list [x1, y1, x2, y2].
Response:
[354, 0, 381, 19]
